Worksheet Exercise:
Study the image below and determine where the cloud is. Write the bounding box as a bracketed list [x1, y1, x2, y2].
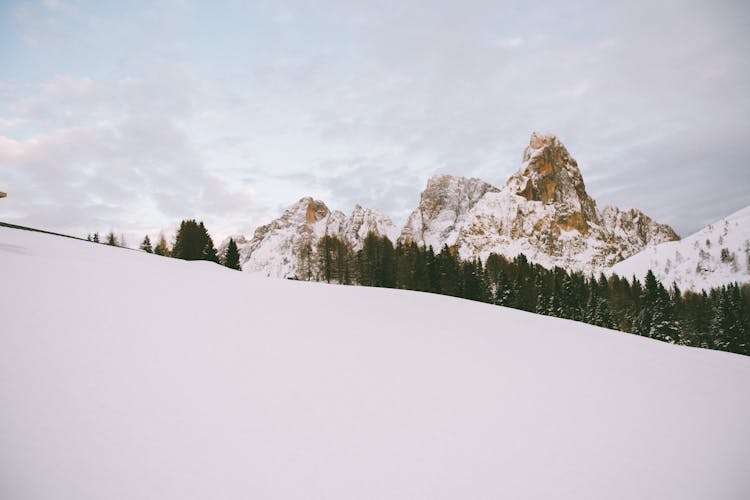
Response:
[491, 36, 524, 49]
[1, 0, 749, 242]
[0, 71, 259, 243]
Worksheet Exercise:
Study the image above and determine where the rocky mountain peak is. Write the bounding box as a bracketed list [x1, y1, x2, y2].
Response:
[507, 132, 599, 232]
[418, 174, 498, 215]
[344, 204, 400, 250]
[400, 174, 498, 249]
[524, 131, 562, 158]
[288, 197, 330, 224]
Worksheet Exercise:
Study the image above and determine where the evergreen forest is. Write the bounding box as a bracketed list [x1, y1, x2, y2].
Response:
[303, 233, 750, 356]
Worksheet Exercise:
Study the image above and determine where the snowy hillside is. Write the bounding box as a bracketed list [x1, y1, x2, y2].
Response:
[1, 226, 749, 500]
[612, 205, 750, 291]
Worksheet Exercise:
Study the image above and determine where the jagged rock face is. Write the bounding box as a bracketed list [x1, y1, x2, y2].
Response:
[409, 132, 680, 274]
[232, 197, 398, 278]
[344, 204, 400, 251]
[506, 132, 599, 235]
[600, 206, 679, 253]
[399, 175, 498, 250]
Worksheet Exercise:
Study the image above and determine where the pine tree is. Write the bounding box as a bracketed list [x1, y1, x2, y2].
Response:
[710, 286, 732, 351]
[494, 270, 510, 306]
[594, 298, 614, 329]
[153, 233, 170, 256]
[533, 270, 550, 315]
[560, 274, 578, 319]
[223, 238, 241, 270]
[172, 220, 218, 262]
[297, 240, 314, 280]
[649, 284, 680, 343]
[92, 232, 100, 243]
[426, 246, 440, 294]
[584, 277, 599, 324]
[461, 259, 482, 301]
[106, 231, 118, 246]
[140, 235, 153, 253]
[317, 235, 334, 283]
[437, 245, 460, 297]
[636, 270, 659, 337]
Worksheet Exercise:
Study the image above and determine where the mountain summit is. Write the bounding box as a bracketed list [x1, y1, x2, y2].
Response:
[399, 174, 498, 251]
[507, 131, 598, 231]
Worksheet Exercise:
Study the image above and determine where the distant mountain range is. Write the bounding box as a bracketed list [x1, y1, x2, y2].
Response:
[222, 132, 748, 291]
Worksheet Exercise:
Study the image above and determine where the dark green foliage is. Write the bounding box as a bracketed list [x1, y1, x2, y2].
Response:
[314, 235, 352, 283]
[140, 235, 153, 253]
[171, 220, 218, 262]
[292, 232, 749, 357]
[223, 238, 242, 271]
[355, 233, 396, 287]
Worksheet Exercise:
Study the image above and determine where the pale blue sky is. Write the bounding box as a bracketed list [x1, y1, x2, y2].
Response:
[1, 0, 749, 244]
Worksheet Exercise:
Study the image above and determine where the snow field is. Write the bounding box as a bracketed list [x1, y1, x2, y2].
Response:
[1, 226, 749, 499]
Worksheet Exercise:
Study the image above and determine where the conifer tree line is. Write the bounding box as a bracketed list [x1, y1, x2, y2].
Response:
[87, 220, 242, 271]
[300, 233, 750, 356]
[86, 231, 126, 247]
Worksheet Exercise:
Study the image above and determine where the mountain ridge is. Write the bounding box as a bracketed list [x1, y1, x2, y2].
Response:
[229, 132, 682, 278]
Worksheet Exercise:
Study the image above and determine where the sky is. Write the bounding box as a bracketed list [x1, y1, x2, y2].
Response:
[1, 0, 749, 245]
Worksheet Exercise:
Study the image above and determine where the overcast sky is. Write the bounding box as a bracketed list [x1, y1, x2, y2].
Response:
[1, 0, 749, 244]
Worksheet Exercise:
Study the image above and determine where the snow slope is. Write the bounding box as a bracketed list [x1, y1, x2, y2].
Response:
[1, 226, 749, 500]
[612, 205, 750, 291]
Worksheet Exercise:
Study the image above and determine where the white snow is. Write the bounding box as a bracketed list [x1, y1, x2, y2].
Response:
[1, 226, 750, 499]
[612, 205, 750, 291]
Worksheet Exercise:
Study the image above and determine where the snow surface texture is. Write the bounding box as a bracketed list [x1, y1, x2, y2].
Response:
[2, 226, 750, 500]
[612, 205, 750, 291]
[234, 132, 678, 279]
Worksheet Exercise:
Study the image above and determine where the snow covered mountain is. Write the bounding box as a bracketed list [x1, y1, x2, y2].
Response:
[2, 226, 749, 499]
[231, 197, 398, 277]
[612, 205, 750, 291]
[401, 132, 678, 273]
[399, 174, 499, 251]
[230, 132, 678, 278]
